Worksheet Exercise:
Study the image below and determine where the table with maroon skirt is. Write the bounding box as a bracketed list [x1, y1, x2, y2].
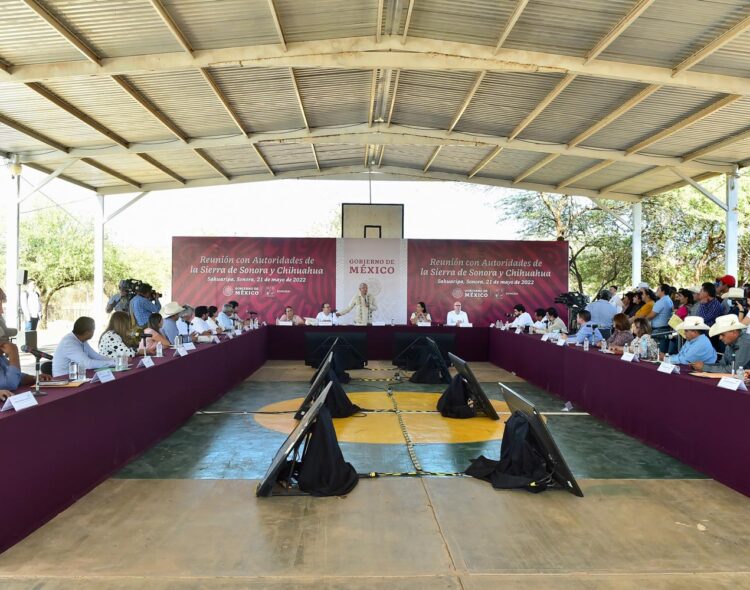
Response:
[266, 324, 490, 361]
[489, 329, 750, 498]
[0, 328, 268, 553]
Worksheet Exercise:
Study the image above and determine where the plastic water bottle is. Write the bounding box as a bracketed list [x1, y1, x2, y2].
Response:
[391, 318, 395, 326]
[736, 365, 744, 380]
[640, 338, 648, 359]
[175, 334, 182, 347]
[156, 342, 163, 358]
[68, 361, 78, 381]
[583, 338, 589, 352]
[602, 339, 608, 352]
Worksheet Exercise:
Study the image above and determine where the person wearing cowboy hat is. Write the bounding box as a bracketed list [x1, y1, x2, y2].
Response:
[661, 316, 716, 366]
[159, 301, 183, 345]
[691, 314, 750, 373]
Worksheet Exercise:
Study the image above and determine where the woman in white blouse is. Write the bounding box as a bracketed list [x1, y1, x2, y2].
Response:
[99, 311, 136, 359]
[410, 302, 432, 325]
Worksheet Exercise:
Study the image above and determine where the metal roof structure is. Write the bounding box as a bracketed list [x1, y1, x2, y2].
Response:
[1, 0, 750, 202]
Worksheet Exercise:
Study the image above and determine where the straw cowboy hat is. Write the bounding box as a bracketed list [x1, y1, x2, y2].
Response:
[674, 316, 710, 332]
[708, 314, 746, 337]
[160, 301, 183, 317]
[721, 287, 745, 300]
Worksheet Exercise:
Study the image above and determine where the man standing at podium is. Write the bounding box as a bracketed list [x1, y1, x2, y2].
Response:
[337, 283, 377, 325]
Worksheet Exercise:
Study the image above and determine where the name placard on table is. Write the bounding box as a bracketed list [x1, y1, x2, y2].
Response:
[717, 377, 748, 391]
[621, 352, 637, 362]
[417, 321, 431, 327]
[183, 342, 197, 351]
[1, 391, 38, 412]
[137, 356, 155, 368]
[91, 369, 115, 383]
[657, 361, 678, 374]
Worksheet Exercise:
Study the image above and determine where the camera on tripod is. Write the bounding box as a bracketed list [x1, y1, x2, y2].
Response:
[554, 291, 589, 310]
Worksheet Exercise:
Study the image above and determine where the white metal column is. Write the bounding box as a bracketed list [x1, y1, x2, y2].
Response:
[4, 159, 21, 331]
[725, 170, 739, 278]
[94, 193, 104, 323]
[631, 202, 642, 287]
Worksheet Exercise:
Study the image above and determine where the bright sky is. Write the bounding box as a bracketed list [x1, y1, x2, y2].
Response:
[15, 167, 521, 250]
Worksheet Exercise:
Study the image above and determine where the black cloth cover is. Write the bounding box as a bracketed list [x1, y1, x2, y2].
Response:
[409, 348, 444, 384]
[465, 411, 550, 493]
[324, 367, 361, 418]
[436, 374, 476, 418]
[297, 406, 359, 496]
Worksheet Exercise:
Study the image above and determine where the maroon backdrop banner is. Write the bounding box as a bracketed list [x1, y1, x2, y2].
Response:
[172, 237, 336, 323]
[407, 239, 568, 326]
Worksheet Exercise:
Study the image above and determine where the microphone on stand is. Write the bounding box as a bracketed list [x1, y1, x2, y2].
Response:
[21, 345, 53, 360]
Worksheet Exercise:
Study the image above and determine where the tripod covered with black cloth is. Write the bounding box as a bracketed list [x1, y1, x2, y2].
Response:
[436, 374, 477, 418]
[323, 367, 361, 418]
[277, 406, 359, 496]
[465, 411, 552, 493]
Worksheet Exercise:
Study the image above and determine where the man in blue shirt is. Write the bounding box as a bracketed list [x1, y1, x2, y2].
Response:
[129, 283, 162, 327]
[570, 310, 603, 345]
[697, 282, 724, 327]
[159, 301, 183, 345]
[663, 316, 717, 365]
[648, 283, 675, 353]
[585, 290, 616, 329]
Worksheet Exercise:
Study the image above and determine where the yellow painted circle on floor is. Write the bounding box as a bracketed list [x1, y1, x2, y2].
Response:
[254, 392, 510, 444]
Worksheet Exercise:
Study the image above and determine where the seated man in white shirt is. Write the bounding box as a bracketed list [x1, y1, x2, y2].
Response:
[176, 306, 209, 341]
[530, 308, 549, 333]
[509, 304, 533, 330]
[52, 316, 115, 377]
[545, 307, 568, 334]
[193, 306, 215, 335]
[278, 306, 305, 325]
[205, 306, 223, 334]
[315, 302, 338, 325]
[446, 302, 469, 326]
[217, 303, 235, 331]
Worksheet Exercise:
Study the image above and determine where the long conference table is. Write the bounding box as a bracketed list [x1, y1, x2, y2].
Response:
[489, 329, 750, 499]
[2, 324, 750, 553]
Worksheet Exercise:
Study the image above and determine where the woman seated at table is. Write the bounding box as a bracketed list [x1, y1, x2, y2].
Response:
[602, 313, 633, 349]
[634, 289, 656, 318]
[99, 311, 136, 359]
[622, 292, 638, 317]
[277, 306, 304, 325]
[409, 302, 432, 325]
[138, 312, 171, 354]
[628, 317, 659, 360]
[674, 288, 694, 320]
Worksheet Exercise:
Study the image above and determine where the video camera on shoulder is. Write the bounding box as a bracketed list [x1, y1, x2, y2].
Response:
[121, 278, 162, 301]
[554, 291, 589, 310]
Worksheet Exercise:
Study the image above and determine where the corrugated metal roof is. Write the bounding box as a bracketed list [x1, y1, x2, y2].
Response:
[524, 155, 601, 186]
[583, 86, 724, 152]
[275, 0, 379, 43]
[163, 0, 279, 49]
[44, 0, 183, 58]
[390, 70, 481, 130]
[572, 161, 652, 191]
[454, 72, 565, 138]
[0, 84, 109, 147]
[381, 145, 437, 170]
[42, 76, 172, 143]
[0, 0, 84, 65]
[476, 149, 549, 181]
[0, 0, 749, 197]
[122, 70, 240, 138]
[294, 69, 372, 128]
[600, 0, 749, 70]
[643, 97, 750, 158]
[520, 76, 645, 145]
[209, 66, 303, 133]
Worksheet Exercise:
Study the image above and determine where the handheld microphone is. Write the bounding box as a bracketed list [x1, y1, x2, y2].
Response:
[21, 345, 53, 360]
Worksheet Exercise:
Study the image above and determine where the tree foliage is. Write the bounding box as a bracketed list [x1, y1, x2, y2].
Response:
[19, 209, 131, 320]
[495, 172, 749, 297]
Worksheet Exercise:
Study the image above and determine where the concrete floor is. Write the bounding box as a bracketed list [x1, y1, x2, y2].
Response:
[1, 361, 748, 589]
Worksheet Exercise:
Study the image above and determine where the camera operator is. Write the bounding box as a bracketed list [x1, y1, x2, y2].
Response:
[106, 280, 131, 314]
[129, 282, 162, 327]
[724, 287, 747, 321]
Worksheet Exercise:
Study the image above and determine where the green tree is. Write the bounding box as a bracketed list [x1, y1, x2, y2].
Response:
[19, 209, 131, 323]
[495, 191, 631, 295]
